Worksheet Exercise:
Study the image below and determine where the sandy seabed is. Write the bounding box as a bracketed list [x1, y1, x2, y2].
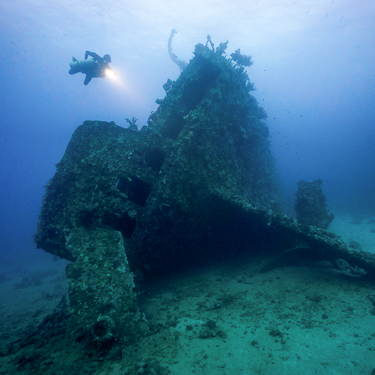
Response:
[0, 214, 374, 375]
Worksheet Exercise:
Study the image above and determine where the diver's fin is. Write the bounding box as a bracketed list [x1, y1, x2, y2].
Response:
[72, 57, 78, 62]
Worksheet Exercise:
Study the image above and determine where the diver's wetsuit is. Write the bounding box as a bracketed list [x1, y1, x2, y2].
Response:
[69, 51, 112, 85]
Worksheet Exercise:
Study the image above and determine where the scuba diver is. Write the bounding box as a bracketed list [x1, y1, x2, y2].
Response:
[68, 51, 113, 85]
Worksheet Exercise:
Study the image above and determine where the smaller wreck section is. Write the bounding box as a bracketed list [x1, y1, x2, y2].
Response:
[295, 179, 334, 229]
[34, 42, 375, 356]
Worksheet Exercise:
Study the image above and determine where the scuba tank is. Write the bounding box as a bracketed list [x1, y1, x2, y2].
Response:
[69, 58, 97, 74]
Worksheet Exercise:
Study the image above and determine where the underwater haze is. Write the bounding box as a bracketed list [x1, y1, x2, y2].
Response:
[0, 0, 374, 269]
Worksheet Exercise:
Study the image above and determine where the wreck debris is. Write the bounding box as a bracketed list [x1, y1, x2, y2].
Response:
[295, 179, 334, 229]
[167, 29, 188, 71]
[66, 227, 148, 358]
[206, 34, 214, 50]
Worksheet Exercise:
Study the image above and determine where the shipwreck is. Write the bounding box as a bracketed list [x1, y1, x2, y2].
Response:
[34, 37, 375, 358]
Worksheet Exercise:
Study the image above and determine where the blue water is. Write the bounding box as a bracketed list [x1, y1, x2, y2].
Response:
[0, 0, 374, 269]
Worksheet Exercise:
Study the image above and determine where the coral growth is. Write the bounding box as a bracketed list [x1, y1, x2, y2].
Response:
[230, 49, 253, 68]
